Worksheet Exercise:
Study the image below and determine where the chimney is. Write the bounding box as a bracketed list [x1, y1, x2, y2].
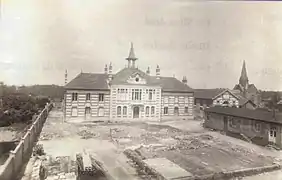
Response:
[65, 70, 68, 85]
[109, 62, 113, 81]
[104, 64, 108, 74]
[182, 76, 187, 84]
[156, 65, 160, 79]
[146, 67, 150, 75]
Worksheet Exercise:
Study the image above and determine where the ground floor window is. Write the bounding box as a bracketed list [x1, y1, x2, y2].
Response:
[146, 106, 150, 116]
[117, 106, 121, 117]
[98, 107, 104, 117]
[229, 117, 237, 127]
[164, 107, 168, 115]
[174, 107, 179, 116]
[254, 123, 261, 132]
[71, 107, 78, 117]
[123, 106, 127, 117]
[184, 107, 188, 113]
[151, 106, 155, 116]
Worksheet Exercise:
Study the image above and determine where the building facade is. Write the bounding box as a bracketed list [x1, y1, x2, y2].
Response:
[194, 88, 247, 109]
[204, 107, 282, 148]
[64, 43, 194, 122]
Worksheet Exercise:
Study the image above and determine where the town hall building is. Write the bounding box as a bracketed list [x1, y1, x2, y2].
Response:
[64, 43, 194, 122]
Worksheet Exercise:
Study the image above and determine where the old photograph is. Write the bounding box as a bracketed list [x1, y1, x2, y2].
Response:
[0, 0, 282, 180]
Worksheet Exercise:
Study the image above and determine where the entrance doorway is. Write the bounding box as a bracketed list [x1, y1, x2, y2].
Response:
[269, 127, 277, 144]
[133, 106, 140, 118]
[85, 107, 91, 120]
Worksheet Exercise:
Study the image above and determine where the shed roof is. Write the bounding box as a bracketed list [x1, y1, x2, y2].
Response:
[205, 107, 282, 124]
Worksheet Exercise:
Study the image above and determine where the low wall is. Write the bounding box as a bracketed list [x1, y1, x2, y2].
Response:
[0, 103, 53, 180]
[124, 149, 166, 180]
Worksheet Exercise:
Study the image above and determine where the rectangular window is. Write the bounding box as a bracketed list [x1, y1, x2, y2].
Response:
[146, 106, 150, 116]
[72, 93, 78, 101]
[132, 89, 142, 100]
[151, 106, 155, 116]
[164, 107, 168, 115]
[86, 93, 91, 101]
[99, 93, 104, 102]
[184, 107, 188, 113]
[270, 127, 277, 137]
[254, 123, 261, 132]
[185, 97, 188, 104]
[149, 90, 153, 100]
[229, 118, 237, 127]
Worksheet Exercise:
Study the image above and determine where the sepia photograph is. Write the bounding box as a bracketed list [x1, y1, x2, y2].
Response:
[0, 0, 282, 180]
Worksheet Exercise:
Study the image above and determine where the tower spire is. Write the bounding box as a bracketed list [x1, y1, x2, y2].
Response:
[126, 42, 138, 68]
[239, 60, 249, 89]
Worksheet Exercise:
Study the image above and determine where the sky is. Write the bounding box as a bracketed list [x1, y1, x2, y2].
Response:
[0, 0, 282, 91]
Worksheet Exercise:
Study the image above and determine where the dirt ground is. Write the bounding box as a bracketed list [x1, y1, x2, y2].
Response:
[27, 109, 282, 179]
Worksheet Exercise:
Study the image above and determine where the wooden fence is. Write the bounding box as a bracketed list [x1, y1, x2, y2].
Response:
[0, 103, 53, 180]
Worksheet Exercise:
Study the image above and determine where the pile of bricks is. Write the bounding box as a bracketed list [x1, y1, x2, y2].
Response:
[45, 172, 76, 180]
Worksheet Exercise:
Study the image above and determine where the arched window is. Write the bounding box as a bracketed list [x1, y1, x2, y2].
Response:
[174, 107, 179, 116]
[117, 106, 121, 116]
[123, 106, 127, 116]
[146, 106, 150, 116]
[151, 106, 155, 116]
[98, 107, 104, 117]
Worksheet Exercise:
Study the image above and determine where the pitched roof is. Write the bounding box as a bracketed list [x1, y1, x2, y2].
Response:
[205, 106, 282, 124]
[65, 73, 109, 90]
[111, 67, 193, 92]
[194, 88, 227, 99]
[156, 76, 193, 92]
[233, 83, 258, 93]
[231, 90, 256, 106]
[65, 69, 193, 92]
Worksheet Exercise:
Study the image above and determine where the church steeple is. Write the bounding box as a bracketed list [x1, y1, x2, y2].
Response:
[239, 60, 249, 89]
[126, 42, 138, 68]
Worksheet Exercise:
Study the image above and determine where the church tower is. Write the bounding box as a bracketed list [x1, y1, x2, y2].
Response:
[126, 42, 138, 68]
[239, 60, 249, 90]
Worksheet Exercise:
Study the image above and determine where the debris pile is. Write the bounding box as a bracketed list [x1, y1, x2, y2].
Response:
[77, 129, 99, 139]
[40, 132, 63, 140]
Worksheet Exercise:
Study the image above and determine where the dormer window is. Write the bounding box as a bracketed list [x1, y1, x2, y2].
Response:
[135, 77, 139, 82]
